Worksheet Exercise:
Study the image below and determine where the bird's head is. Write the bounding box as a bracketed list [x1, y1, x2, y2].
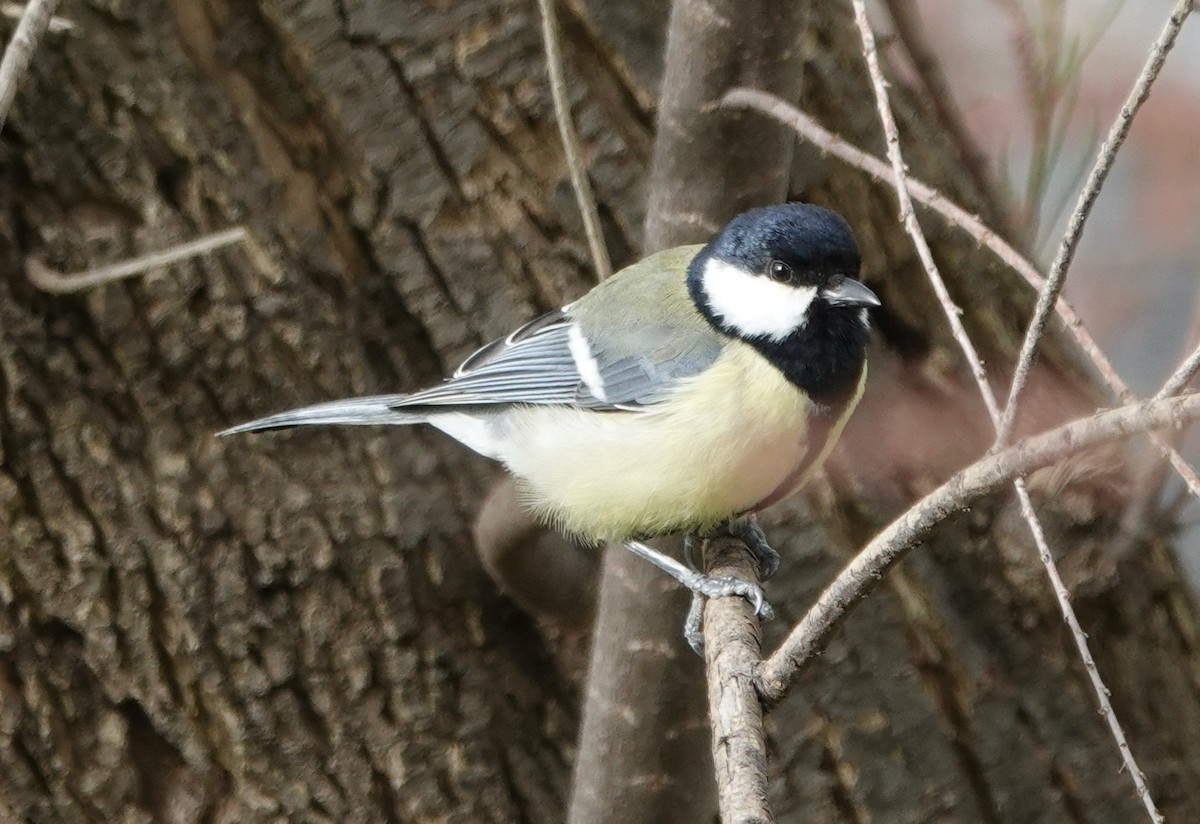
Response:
[688, 203, 879, 343]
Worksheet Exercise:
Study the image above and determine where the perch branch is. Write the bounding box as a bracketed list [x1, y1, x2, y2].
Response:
[848, 3, 1162, 819]
[703, 538, 771, 824]
[1, 3, 71, 32]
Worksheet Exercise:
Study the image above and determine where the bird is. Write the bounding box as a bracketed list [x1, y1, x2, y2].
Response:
[221, 203, 879, 649]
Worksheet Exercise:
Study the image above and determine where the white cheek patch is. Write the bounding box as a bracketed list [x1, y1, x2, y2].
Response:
[568, 324, 608, 401]
[701, 258, 817, 342]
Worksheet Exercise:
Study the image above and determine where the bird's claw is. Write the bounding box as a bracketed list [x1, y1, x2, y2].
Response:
[680, 570, 775, 654]
[620, 538, 774, 655]
[681, 527, 776, 654]
[718, 516, 781, 581]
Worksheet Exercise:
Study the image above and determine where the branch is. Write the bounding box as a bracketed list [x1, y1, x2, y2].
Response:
[0, 0, 60, 130]
[24, 227, 257, 293]
[471, 478, 596, 625]
[852, 0, 1003, 420]
[702, 538, 771, 824]
[719, 89, 1200, 501]
[756, 390, 1200, 701]
[1118, 304, 1200, 544]
[847, 3, 1163, 819]
[535, 0, 612, 279]
[996, 0, 1192, 447]
[1158, 341, 1200, 400]
[1, 3, 71, 32]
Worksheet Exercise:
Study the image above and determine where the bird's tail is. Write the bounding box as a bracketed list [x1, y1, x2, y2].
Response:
[218, 395, 426, 436]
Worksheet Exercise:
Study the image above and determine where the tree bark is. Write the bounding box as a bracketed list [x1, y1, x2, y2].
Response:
[1, 2, 1198, 823]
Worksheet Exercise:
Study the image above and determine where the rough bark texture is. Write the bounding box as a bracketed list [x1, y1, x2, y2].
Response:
[1, 3, 1198, 824]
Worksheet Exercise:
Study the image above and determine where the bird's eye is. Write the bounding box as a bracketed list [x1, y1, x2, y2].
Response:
[767, 260, 792, 282]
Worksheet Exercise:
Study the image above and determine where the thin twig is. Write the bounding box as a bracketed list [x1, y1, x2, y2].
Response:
[1158, 343, 1200, 400]
[1, 3, 71, 32]
[1011, 485, 1159, 820]
[0, 0, 60, 130]
[1118, 295, 1200, 544]
[757, 389, 1200, 700]
[850, 0, 1001, 422]
[996, 0, 1193, 448]
[847, 4, 1162, 820]
[25, 227, 256, 293]
[719, 88, 1200, 500]
[535, 0, 612, 279]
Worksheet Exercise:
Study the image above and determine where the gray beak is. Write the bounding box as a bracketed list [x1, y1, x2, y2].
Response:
[821, 277, 880, 308]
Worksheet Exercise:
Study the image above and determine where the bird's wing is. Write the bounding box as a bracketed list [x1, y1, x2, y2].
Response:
[219, 246, 723, 435]
[396, 310, 589, 408]
[392, 304, 723, 413]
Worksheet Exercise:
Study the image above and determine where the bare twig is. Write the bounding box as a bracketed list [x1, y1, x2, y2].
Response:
[703, 538, 771, 824]
[848, 4, 1162, 819]
[536, 0, 612, 279]
[1118, 295, 1200, 544]
[1158, 343, 1200, 400]
[757, 389, 1200, 701]
[1011, 487, 1159, 821]
[719, 89, 1200, 500]
[996, 0, 1193, 448]
[25, 227, 258, 293]
[850, 0, 1001, 421]
[1, 3, 71, 32]
[0, 0, 60, 130]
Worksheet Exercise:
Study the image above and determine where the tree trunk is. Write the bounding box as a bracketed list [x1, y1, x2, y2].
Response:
[0, 2, 1197, 823]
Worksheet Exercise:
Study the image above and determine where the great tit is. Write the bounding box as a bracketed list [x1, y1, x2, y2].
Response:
[222, 203, 878, 645]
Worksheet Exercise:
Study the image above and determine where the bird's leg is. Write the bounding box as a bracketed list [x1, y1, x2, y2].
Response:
[714, 515, 780, 580]
[683, 533, 702, 573]
[622, 539, 774, 654]
[682, 535, 705, 654]
[684, 593, 705, 655]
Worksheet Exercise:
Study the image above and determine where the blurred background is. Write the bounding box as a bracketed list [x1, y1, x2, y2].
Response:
[886, 0, 1200, 580]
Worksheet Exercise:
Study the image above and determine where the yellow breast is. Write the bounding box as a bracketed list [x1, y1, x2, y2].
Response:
[499, 343, 864, 541]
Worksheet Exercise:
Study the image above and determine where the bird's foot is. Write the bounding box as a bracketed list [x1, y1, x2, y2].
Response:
[622, 539, 774, 654]
[715, 515, 780, 580]
[682, 575, 774, 655]
[682, 568, 774, 618]
[681, 530, 776, 653]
